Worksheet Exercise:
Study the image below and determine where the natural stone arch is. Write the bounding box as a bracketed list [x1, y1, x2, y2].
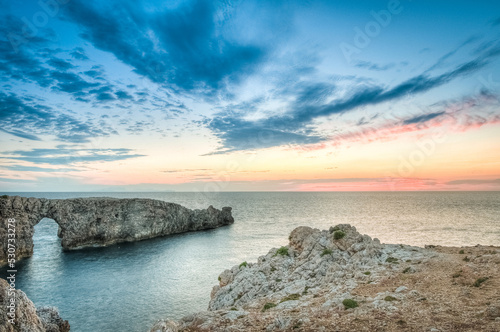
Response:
[0, 196, 233, 265]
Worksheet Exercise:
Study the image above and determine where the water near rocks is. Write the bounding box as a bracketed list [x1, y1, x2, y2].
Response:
[1, 192, 499, 332]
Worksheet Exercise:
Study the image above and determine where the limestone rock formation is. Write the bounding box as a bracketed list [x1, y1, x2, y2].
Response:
[0, 195, 234, 265]
[149, 224, 500, 331]
[0, 279, 70, 332]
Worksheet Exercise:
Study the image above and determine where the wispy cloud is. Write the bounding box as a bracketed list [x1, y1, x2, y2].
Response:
[207, 39, 500, 153]
[446, 178, 500, 185]
[0, 92, 116, 142]
[1, 147, 145, 165]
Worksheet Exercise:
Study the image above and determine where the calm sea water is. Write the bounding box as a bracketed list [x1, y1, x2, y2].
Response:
[1, 192, 499, 332]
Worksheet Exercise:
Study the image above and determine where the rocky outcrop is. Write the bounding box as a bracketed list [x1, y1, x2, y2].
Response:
[0, 278, 70, 332]
[0, 195, 234, 264]
[150, 224, 500, 331]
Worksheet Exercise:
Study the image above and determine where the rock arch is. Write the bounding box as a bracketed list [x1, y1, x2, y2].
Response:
[0, 196, 233, 265]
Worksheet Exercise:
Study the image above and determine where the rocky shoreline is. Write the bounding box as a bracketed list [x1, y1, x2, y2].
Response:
[150, 224, 500, 332]
[0, 195, 234, 265]
[0, 278, 70, 332]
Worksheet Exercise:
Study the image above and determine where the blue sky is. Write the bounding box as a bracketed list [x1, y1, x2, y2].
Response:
[1, 0, 500, 191]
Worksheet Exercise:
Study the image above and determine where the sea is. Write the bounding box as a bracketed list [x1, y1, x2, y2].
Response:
[1, 192, 499, 332]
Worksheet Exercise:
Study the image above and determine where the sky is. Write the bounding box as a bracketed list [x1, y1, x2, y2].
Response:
[0, 0, 500, 192]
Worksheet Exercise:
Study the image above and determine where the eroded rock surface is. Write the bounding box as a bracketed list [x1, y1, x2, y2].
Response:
[150, 224, 500, 332]
[0, 195, 234, 264]
[0, 279, 70, 332]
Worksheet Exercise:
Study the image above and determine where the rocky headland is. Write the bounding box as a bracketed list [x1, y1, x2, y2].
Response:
[0, 195, 234, 265]
[0, 278, 70, 332]
[150, 224, 500, 332]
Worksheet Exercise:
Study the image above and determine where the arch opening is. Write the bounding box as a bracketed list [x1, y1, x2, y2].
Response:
[33, 218, 63, 257]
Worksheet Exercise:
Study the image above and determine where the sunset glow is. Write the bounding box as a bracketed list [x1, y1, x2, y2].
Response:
[1, 0, 499, 191]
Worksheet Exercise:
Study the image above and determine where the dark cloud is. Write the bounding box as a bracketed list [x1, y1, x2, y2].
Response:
[47, 57, 75, 70]
[70, 47, 89, 60]
[96, 92, 115, 101]
[1, 148, 145, 165]
[0, 128, 41, 141]
[50, 71, 99, 93]
[115, 90, 133, 100]
[62, 0, 267, 95]
[0, 92, 114, 143]
[403, 111, 446, 125]
[0, 14, 142, 106]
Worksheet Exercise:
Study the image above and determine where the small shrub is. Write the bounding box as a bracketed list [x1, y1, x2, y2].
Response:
[302, 286, 310, 295]
[275, 278, 282, 282]
[275, 246, 289, 257]
[452, 272, 461, 278]
[262, 302, 276, 312]
[0, 195, 8, 199]
[406, 259, 412, 262]
[384, 296, 397, 301]
[218, 276, 221, 281]
[363, 271, 371, 275]
[271, 267, 276, 272]
[386, 257, 399, 263]
[402, 267, 411, 274]
[473, 277, 489, 287]
[330, 226, 340, 233]
[239, 261, 247, 268]
[280, 293, 301, 303]
[459, 250, 465, 254]
[333, 230, 346, 240]
[321, 248, 333, 257]
[230, 307, 238, 311]
[342, 299, 358, 309]
[463, 256, 470, 262]
[293, 322, 303, 329]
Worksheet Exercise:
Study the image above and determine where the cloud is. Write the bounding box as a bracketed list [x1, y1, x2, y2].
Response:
[47, 57, 75, 70]
[1, 147, 145, 165]
[62, 0, 268, 95]
[354, 60, 396, 71]
[402, 111, 446, 125]
[70, 47, 89, 60]
[329, 92, 500, 145]
[0, 92, 115, 142]
[446, 178, 500, 185]
[208, 40, 500, 152]
[0, 128, 41, 141]
[0, 165, 81, 172]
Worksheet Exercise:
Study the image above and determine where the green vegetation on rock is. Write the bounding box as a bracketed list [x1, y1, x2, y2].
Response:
[342, 299, 358, 309]
[262, 302, 276, 312]
[320, 248, 333, 257]
[333, 230, 346, 240]
[280, 293, 301, 303]
[275, 246, 289, 257]
[473, 277, 489, 287]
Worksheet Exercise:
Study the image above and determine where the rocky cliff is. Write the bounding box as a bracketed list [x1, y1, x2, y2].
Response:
[0, 195, 234, 265]
[150, 224, 500, 332]
[0, 278, 70, 332]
